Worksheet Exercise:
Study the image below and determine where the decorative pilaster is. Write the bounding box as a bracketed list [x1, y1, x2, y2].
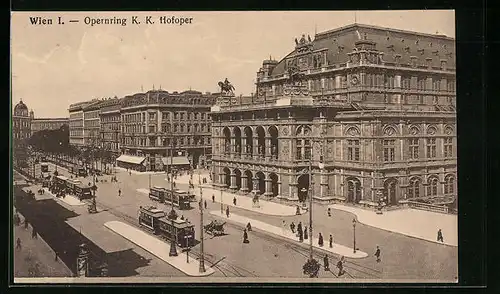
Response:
[242, 137, 247, 157]
[253, 137, 259, 160]
[264, 177, 273, 196]
[265, 136, 272, 161]
[230, 136, 236, 158]
[252, 176, 259, 194]
[229, 171, 238, 190]
[240, 174, 249, 192]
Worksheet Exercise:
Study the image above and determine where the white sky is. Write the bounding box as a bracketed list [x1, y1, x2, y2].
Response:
[11, 10, 455, 118]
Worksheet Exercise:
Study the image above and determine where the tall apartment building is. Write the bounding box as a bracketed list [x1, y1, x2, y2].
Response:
[211, 24, 456, 208]
[69, 101, 94, 147]
[99, 97, 122, 158]
[120, 90, 216, 171]
[82, 100, 103, 147]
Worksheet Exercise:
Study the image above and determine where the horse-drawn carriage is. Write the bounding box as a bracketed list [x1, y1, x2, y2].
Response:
[204, 220, 226, 236]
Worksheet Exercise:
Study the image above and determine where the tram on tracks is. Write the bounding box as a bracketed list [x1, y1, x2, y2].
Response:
[138, 206, 195, 248]
[148, 187, 191, 210]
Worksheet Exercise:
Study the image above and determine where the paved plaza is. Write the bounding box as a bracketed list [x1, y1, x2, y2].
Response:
[330, 205, 458, 247]
[18, 162, 458, 280]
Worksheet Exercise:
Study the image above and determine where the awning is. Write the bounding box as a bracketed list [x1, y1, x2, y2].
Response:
[116, 155, 146, 165]
[161, 157, 190, 166]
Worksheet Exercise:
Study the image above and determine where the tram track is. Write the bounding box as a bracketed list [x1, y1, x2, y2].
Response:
[88, 198, 381, 279]
[90, 200, 257, 278]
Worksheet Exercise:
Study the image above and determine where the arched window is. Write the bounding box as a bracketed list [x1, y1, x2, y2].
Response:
[427, 177, 439, 196]
[408, 178, 421, 198]
[444, 175, 455, 194]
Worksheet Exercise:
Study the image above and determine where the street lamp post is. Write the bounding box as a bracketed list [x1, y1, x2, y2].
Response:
[352, 218, 357, 254]
[184, 235, 192, 263]
[308, 160, 313, 261]
[199, 186, 206, 273]
[168, 139, 178, 257]
[220, 188, 223, 215]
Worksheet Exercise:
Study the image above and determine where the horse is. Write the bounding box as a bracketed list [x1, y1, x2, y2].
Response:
[218, 81, 235, 95]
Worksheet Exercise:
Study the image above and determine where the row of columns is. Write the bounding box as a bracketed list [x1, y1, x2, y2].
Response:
[224, 136, 278, 160]
[220, 171, 280, 197]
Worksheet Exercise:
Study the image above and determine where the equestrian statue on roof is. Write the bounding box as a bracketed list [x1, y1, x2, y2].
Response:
[218, 78, 235, 96]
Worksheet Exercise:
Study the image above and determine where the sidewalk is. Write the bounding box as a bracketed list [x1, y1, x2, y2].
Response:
[330, 204, 458, 247]
[44, 189, 86, 206]
[104, 221, 215, 277]
[209, 211, 368, 259]
[13, 213, 74, 277]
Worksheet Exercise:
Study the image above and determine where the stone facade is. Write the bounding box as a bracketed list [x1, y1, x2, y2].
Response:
[210, 24, 457, 207]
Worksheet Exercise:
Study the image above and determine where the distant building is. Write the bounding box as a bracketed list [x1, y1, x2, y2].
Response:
[31, 117, 69, 133]
[211, 23, 456, 208]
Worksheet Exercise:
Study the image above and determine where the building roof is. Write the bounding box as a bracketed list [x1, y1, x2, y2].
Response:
[268, 23, 455, 77]
[14, 99, 28, 114]
[32, 117, 69, 122]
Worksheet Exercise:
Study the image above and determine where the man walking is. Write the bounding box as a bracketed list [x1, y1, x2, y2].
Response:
[318, 233, 324, 247]
[437, 229, 444, 243]
[16, 238, 22, 250]
[204, 200, 207, 209]
[374, 246, 381, 262]
[226, 206, 230, 218]
[243, 228, 249, 244]
[118, 189, 121, 197]
[233, 197, 237, 206]
[337, 256, 345, 276]
[323, 254, 330, 271]
[329, 234, 333, 248]
[212, 194, 215, 203]
[297, 222, 303, 242]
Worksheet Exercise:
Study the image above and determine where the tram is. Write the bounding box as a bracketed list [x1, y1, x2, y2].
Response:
[148, 187, 191, 210]
[138, 206, 195, 248]
[149, 186, 166, 202]
[40, 163, 49, 173]
[65, 179, 82, 195]
[74, 184, 92, 200]
[175, 189, 196, 202]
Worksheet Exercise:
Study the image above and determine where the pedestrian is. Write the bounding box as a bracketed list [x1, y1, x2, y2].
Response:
[329, 234, 333, 248]
[16, 238, 22, 250]
[246, 222, 252, 232]
[181, 215, 185, 220]
[290, 222, 296, 234]
[337, 256, 345, 276]
[118, 189, 121, 197]
[243, 228, 249, 243]
[323, 254, 330, 271]
[226, 206, 230, 218]
[297, 222, 303, 242]
[437, 229, 444, 243]
[327, 207, 332, 217]
[233, 197, 237, 206]
[282, 220, 287, 235]
[318, 233, 324, 247]
[304, 227, 308, 240]
[374, 246, 381, 262]
[204, 200, 207, 209]
[24, 219, 29, 230]
[14, 213, 20, 226]
[212, 194, 215, 203]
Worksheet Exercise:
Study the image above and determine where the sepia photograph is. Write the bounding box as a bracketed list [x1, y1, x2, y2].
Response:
[11, 10, 457, 283]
